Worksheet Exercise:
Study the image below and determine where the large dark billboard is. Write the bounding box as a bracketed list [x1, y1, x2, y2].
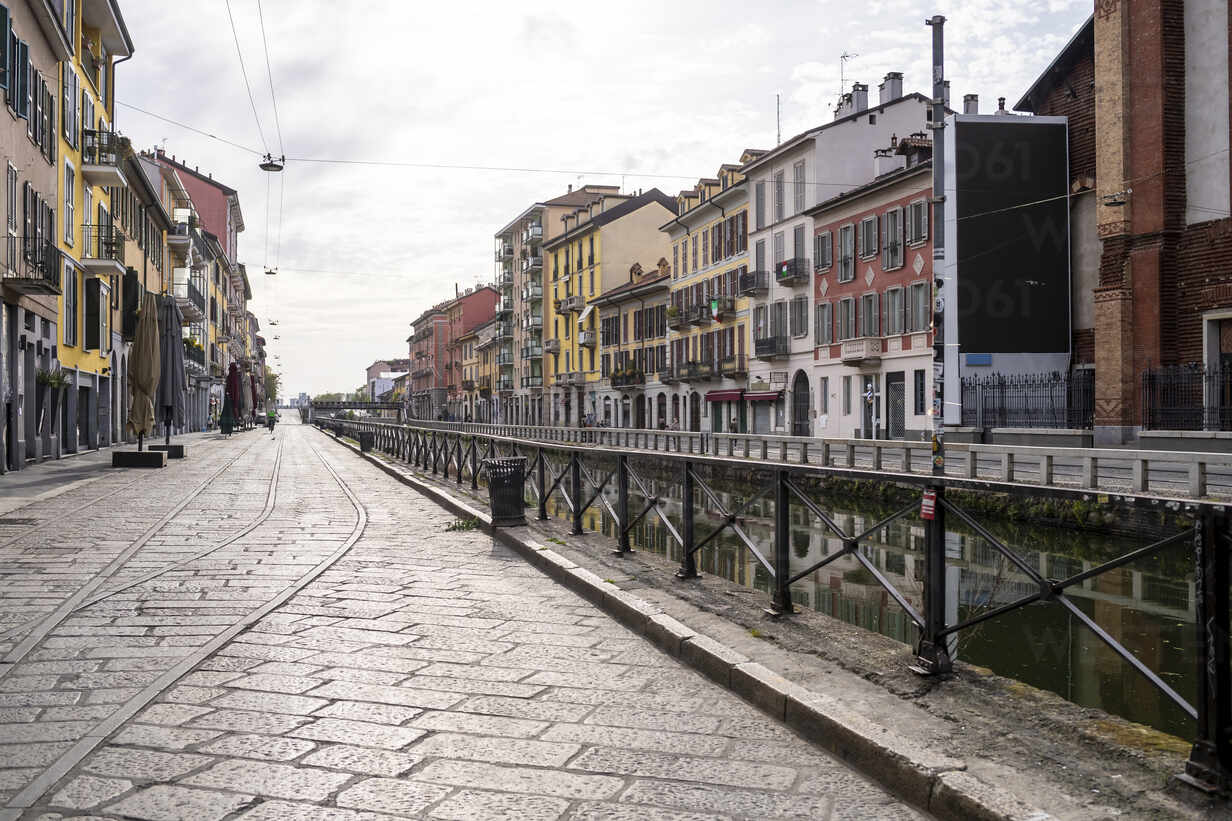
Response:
[954, 119, 1069, 354]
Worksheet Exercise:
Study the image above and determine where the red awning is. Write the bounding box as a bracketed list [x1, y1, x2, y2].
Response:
[705, 389, 744, 402]
[745, 390, 783, 401]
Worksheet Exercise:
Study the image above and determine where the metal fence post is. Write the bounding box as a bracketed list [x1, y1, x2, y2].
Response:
[912, 484, 952, 675]
[1182, 508, 1232, 793]
[615, 454, 631, 555]
[677, 461, 699, 579]
[770, 469, 795, 615]
[571, 451, 583, 535]
[431, 432, 439, 474]
[456, 438, 463, 486]
[537, 447, 547, 520]
[471, 439, 479, 491]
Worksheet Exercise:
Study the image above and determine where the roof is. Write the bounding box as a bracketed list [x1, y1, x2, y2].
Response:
[155, 150, 239, 196]
[125, 153, 172, 229]
[803, 161, 932, 217]
[1014, 16, 1094, 113]
[494, 186, 623, 237]
[587, 271, 671, 306]
[543, 189, 677, 249]
[660, 179, 747, 231]
[741, 93, 933, 174]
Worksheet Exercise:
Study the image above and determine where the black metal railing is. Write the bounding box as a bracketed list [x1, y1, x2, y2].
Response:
[1142, 363, 1232, 431]
[775, 257, 810, 284]
[184, 343, 205, 367]
[80, 225, 125, 264]
[720, 355, 747, 377]
[687, 360, 715, 381]
[961, 370, 1094, 429]
[611, 370, 646, 388]
[755, 335, 788, 358]
[82, 129, 121, 167]
[688, 304, 712, 325]
[4, 236, 61, 291]
[313, 416, 1232, 798]
[739, 270, 770, 294]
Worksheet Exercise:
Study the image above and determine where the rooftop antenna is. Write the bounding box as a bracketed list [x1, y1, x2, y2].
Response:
[776, 93, 781, 145]
[840, 51, 859, 95]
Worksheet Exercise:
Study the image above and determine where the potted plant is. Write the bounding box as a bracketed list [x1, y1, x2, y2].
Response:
[666, 305, 680, 317]
[37, 369, 68, 434]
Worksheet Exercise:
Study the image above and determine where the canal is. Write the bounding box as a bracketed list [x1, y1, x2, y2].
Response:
[527, 454, 1196, 741]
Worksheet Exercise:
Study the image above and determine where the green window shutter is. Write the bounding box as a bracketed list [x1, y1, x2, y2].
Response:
[0, 5, 9, 93]
[14, 38, 26, 118]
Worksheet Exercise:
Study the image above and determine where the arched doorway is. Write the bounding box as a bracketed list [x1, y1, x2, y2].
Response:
[791, 371, 810, 436]
[635, 395, 646, 428]
[688, 392, 701, 432]
[671, 395, 680, 428]
[656, 394, 667, 428]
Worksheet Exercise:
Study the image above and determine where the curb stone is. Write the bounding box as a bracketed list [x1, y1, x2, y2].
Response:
[319, 428, 1055, 821]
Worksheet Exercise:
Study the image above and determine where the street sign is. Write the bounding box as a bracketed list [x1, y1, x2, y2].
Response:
[921, 489, 937, 520]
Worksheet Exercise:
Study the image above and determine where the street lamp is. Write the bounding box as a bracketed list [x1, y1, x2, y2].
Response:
[259, 154, 285, 172]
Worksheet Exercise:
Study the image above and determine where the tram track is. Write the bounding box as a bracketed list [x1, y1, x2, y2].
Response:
[0, 430, 370, 817]
[0, 435, 274, 660]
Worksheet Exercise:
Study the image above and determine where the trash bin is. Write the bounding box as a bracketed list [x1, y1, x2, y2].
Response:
[359, 431, 374, 452]
[483, 457, 527, 527]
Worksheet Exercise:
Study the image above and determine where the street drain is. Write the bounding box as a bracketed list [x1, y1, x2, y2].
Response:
[0, 518, 38, 526]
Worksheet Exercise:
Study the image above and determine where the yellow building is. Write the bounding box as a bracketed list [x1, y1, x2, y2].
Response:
[661, 152, 763, 433]
[456, 325, 480, 422]
[542, 189, 674, 426]
[55, 0, 133, 451]
[473, 318, 499, 423]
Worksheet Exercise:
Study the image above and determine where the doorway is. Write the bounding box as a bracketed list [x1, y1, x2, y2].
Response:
[861, 374, 880, 439]
[886, 372, 905, 439]
[791, 371, 810, 436]
[688, 393, 700, 432]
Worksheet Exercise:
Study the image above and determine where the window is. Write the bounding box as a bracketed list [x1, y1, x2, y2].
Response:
[792, 160, 805, 213]
[63, 161, 73, 245]
[882, 207, 904, 270]
[815, 302, 832, 345]
[843, 375, 852, 415]
[672, 243, 678, 277]
[6, 32, 29, 119]
[691, 234, 698, 270]
[753, 304, 767, 339]
[702, 226, 709, 267]
[908, 198, 929, 245]
[773, 171, 784, 222]
[789, 296, 808, 337]
[5, 165, 15, 272]
[908, 281, 930, 332]
[914, 369, 926, 415]
[754, 181, 765, 230]
[886, 287, 905, 335]
[838, 225, 855, 282]
[772, 231, 784, 266]
[755, 239, 765, 272]
[820, 376, 829, 415]
[838, 297, 856, 340]
[858, 216, 877, 259]
[860, 292, 879, 337]
[63, 261, 77, 346]
[771, 300, 787, 337]
[0, 5, 7, 96]
[814, 231, 832, 271]
[792, 224, 805, 262]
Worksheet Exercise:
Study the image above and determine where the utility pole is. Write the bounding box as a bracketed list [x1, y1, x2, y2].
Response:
[776, 93, 781, 145]
[926, 15, 946, 478]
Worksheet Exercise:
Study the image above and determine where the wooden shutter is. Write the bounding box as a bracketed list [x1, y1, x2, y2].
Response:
[0, 5, 8, 94]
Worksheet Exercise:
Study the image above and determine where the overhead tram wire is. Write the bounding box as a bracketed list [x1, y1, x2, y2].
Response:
[224, 0, 270, 155]
[114, 102, 262, 155]
[255, 0, 287, 272]
[255, 0, 285, 157]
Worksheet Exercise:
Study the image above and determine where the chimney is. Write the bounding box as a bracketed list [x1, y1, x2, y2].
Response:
[878, 72, 903, 104]
[874, 147, 906, 177]
[943, 80, 950, 109]
[852, 82, 869, 113]
[567, 184, 573, 193]
[834, 92, 853, 120]
[995, 97, 1010, 116]
[963, 94, 979, 115]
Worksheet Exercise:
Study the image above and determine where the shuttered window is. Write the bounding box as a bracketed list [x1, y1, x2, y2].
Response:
[838, 297, 856, 341]
[793, 161, 806, 213]
[908, 199, 929, 244]
[882, 207, 904, 270]
[815, 303, 832, 345]
[837, 225, 855, 282]
[814, 231, 832, 271]
[789, 295, 808, 338]
[858, 216, 877, 259]
[886, 287, 905, 334]
[860, 292, 879, 337]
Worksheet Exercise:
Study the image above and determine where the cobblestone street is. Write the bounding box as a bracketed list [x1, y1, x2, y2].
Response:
[0, 421, 923, 820]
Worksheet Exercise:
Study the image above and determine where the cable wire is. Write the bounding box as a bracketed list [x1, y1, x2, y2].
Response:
[224, 0, 270, 154]
[255, 0, 285, 157]
[115, 102, 262, 155]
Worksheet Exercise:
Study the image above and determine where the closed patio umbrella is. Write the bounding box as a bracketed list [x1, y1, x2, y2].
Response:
[157, 295, 187, 446]
[127, 292, 160, 449]
[221, 363, 239, 436]
[238, 367, 252, 426]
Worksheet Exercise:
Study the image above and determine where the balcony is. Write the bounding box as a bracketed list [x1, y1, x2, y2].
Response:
[687, 361, 715, 381]
[521, 255, 543, 273]
[522, 343, 543, 359]
[172, 270, 206, 323]
[544, 338, 561, 354]
[3, 236, 60, 295]
[462, 379, 475, 391]
[673, 361, 692, 381]
[739, 270, 770, 295]
[755, 336, 789, 359]
[841, 336, 883, 366]
[495, 243, 513, 260]
[498, 270, 514, 287]
[611, 370, 645, 389]
[495, 322, 513, 340]
[660, 367, 679, 385]
[712, 295, 734, 321]
[522, 283, 542, 302]
[720, 355, 748, 378]
[522, 224, 543, 245]
[79, 225, 126, 276]
[498, 378, 515, 393]
[523, 313, 543, 330]
[498, 297, 513, 314]
[81, 130, 126, 187]
[556, 293, 584, 313]
[579, 330, 597, 348]
[496, 349, 514, 366]
[666, 308, 685, 330]
[184, 342, 205, 368]
[776, 258, 810, 286]
[687, 304, 712, 326]
[522, 375, 544, 389]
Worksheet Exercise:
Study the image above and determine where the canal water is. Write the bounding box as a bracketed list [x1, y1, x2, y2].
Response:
[526, 454, 1197, 741]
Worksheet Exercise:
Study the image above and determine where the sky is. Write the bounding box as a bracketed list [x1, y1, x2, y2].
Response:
[114, 0, 1093, 398]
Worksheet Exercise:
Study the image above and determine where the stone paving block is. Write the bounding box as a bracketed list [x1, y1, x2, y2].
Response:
[412, 759, 623, 800]
[298, 650, 432, 674]
[0, 721, 94, 742]
[248, 662, 325, 677]
[313, 700, 422, 726]
[208, 689, 329, 716]
[288, 717, 426, 750]
[0, 767, 38, 790]
[163, 685, 227, 704]
[0, 692, 80, 708]
[217, 642, 318, 663]
[35, 705, 117, 722]
[520, 671, 647, 691]
[84, 747, 215, 781]
[428, 788, 570, 821]
[296, 626, 419, 646]
[583, 706, 721, 735]
[569, 747, 798, 790]
[408, 710, 547, 738]
[225, 673, 324, 694]
[300, 744, 421, 777]
[234, 798, 404, 820]
[410, 732, 580, 767]
[0, 742, 71, 768]
[182, 759, 352, 801]
[497, 630, 601, 648]
[619, 779, 834, 819]
[397, 675, 545, 698]
[416, 662, 531, 682]
[198, 655, 265, 672]
[452, 695, 592, 723]
[49, 774, 134, 809]
[313, 666, 406, 686]
[189, 708, 313, 735]
[137, 703, 215, 726]
[567, 801, 729, 821]
[541, 723, 730, 756]
[335, 777, 452, 816]
[103, 783, 255, 821]
[111, 724, 225, 751]
[198, 734, 318, 762]
[304, 680, 463, 710]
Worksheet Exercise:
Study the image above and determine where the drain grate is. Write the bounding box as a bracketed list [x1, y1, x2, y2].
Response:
[0, 518, 38, 526]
